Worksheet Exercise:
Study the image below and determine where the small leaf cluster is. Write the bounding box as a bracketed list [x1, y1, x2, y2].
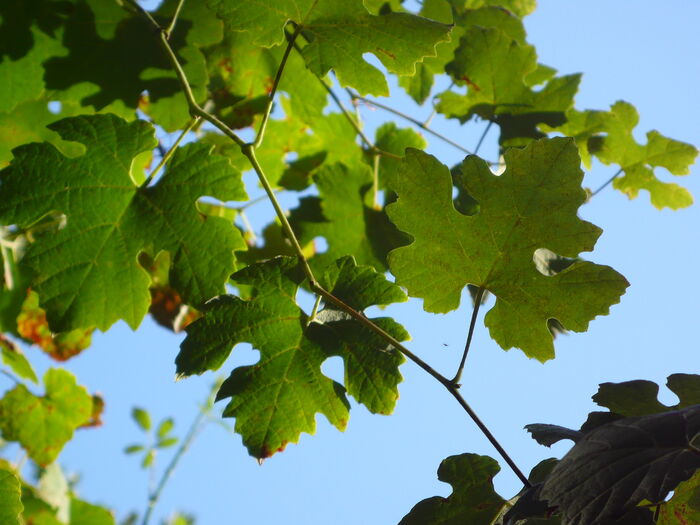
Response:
[125, 408, 179, 469]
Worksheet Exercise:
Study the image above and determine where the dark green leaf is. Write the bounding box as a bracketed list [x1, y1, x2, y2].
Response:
[524, 424, 582, 447]
[398, 453, 507, 524]
[540, 405, 700, 525]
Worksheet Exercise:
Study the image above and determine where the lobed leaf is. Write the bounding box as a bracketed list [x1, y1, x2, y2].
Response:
[0, 369, 92, 466]
[398, 453, 507, 524]
[208, 0, 452, 96]
[386, 139, 628, 360]
[0, 114, 247, 332]
[0, 467, 22, 525]
[177, 256, 408, 458]
[540, 405, 700, 525]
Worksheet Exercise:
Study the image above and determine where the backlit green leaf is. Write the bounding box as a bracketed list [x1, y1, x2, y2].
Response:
[386, 139, 628, 361]
[0, 114, 247, 332]
[398, 453, 507, 524]
[290, 163, 406, 272]
[177, 256, 408, 458]
[208, 0, 451, 96]
[131, 408, 151, 432]
[0, 336, 38, 384]
[0, 467, 22, 525]
[70, 498, 115, 525]
[0, 369, 92, 466]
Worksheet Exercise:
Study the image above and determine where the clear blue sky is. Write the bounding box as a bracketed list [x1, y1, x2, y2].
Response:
[6, 1, 699, 523]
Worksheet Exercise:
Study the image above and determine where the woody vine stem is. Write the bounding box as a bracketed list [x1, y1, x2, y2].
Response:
[125, 0, 531, 489]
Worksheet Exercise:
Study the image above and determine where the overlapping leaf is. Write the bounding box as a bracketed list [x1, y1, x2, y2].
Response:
[290, 163, 406, 272]
[208, 0, 452, 96]
[547, 102, 697, 209]
[386, 139, 628, 360]
[657, 471, 700, 525]
[0, 114, 247, 332]
[540, 405, 700, 525]
[398, 454, 507, 524]
[177, 256, 408, 458]
[0, 369, 92, 466]
[437, 26, 580, 146]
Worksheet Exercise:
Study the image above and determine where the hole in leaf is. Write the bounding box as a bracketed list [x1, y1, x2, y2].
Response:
[321, 355, 344, 385]
[532, 248, 577, 277]
[47, 101, 62, 114]
[311, 236, 328, 254]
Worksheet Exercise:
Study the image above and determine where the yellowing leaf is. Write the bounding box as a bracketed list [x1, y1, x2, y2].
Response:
[0, 114, 247, 332]
[386, 139, 628, 361]
[0, 369, 92, 466]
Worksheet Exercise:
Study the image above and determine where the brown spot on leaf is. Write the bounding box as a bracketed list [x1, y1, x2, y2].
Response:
[376, 47, 396, 60]
[460, 76, 481, 91]
[149, 286, 200, 332]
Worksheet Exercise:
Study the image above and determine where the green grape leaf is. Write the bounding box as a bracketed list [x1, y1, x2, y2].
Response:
[374, 122, 427, 189]
[0, 335, 38, 384]
[0, 2, 67, 113]
[0, 467, 23, 525]
[594, 102, 696, 209]
[540, 405, 700, 525]
[592, 374, 700, 416]
[131, 408, 151, 432]
[0, 94, 88, 168]
[545, 102, 697, 208]
[458, 0, 537, 17]
[398, 453, 507, 524]
[205, 29, 327, 124]
[41, 0, 222, 132]
[0, 114, 247, 332]
[386, 139, 628, 361]
[177, 256, 408, 458]
[290, 163, 406, 272]
[658, 471, 700, 525]
[70, 498, 115, 525]
[208, 0, 452, 96]
[0, 368, 92, 466]
[438, 26, 579, 146]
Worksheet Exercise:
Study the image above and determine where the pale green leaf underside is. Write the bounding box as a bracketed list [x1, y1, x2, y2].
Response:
[387, 139, 628, 361]
[0, 114, 247, 332]
[208, 0, 452, 95]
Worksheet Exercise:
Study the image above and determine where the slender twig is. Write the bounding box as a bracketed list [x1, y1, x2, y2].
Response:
[255, 24, 301, 148]
[307, 295, 322, 325]
[473, 121, 493, 156]
[0, 369, 21, 386]
[349, 91, 489, 161]
[129, 2, 530, 489]
[317, 76, 375, 151]
[141, 407, 209, 525]
[590, 168, 623, 198]
[451, 286, 485, 385]
[143, 117, 199, 186]
[164, 0, 186, 40]
[447, 388, 531, 487]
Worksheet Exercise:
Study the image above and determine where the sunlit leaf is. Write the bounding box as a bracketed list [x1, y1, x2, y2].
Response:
[386, 139, 628, 360]
[0, 369, 92, 466]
